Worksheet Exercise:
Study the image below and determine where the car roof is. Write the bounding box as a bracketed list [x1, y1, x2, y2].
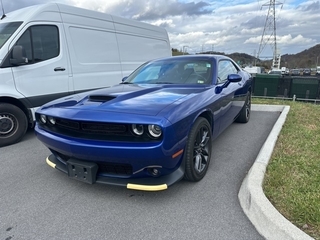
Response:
[152, 54, 233, 62]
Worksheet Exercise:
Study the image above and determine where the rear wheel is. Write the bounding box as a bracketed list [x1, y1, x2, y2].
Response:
[236, 91, 251, 123]
[0, 103, 28, 147]
[184, 117, 212, 182]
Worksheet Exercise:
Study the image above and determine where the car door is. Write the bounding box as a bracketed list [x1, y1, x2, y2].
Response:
[216, 59, 242, 134]
[9, 23, 72, 108]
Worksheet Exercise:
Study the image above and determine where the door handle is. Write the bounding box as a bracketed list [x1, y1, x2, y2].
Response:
[54, 67, 66, 71]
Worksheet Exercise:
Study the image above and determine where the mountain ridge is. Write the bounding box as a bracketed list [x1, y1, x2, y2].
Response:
[172, 43, 320, 69]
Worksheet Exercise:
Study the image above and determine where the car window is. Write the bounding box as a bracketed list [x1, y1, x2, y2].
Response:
[126, 59, 212, 85]
[217, 60, 238, 84]
[15, 25, 59, 63]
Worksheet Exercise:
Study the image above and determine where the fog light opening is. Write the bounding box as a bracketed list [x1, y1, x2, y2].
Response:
[148, 168, 160, 176]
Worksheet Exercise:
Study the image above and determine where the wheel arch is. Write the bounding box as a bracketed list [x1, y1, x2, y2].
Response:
[0, 97, 34, 128]
[197, 110, 213, 133]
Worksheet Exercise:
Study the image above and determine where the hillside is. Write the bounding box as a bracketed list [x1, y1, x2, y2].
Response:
[172, 43, 320, 69]
[172, 48, 258, 66]
[281, 44, 320, 69]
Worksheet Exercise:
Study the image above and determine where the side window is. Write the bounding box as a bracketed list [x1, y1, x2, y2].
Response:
[217, 60, 239, 84]
[16, 29, 32, 60]
[15, 25, 59, 63]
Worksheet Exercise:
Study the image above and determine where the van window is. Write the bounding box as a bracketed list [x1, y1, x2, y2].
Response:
[15, 25, 59, 63]
[0, 22, 23, 49]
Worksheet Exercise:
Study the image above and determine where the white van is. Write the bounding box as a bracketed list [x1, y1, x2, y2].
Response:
[281, 67, 289, 75]
[243, 66, 262, 76]
[0, 3, 171, 147]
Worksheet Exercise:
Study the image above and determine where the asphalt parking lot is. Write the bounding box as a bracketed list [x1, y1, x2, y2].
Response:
[0, 110, 280, 240]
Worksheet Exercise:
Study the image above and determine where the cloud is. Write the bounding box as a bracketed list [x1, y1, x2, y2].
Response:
[278, 34, 314, 45]
[3, 0, 320, 55]
[296, 0, 320, 12]
[70, 0, 212, 21]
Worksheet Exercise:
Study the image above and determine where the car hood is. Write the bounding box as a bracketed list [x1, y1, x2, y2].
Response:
[43, 84, 207, 116]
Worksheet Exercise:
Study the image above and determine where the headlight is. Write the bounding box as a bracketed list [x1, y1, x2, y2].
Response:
[148, 124, 162, 138]
[48, 116, 56, 125]
[40, 114, 47, 124]
[132, 124, 144, 136]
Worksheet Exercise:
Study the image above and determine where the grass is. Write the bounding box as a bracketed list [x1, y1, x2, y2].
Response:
[252, 98, 320, 239]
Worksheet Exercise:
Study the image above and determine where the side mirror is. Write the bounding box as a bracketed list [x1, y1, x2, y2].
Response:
[227, 74, 242, 82]
[215, 74, 242, 94]
[10, 45, 28, 66]
[122, 76, 128, 82]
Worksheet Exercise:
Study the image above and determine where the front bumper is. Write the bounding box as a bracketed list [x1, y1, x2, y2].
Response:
[46, 154, 185, 191]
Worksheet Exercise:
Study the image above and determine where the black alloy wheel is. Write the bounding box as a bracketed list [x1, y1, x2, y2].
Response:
[184, 117, 212, 182]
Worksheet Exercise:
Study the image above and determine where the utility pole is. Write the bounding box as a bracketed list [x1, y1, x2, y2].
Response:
[183, 46, 188, 55]
[257, 0, 283, 69]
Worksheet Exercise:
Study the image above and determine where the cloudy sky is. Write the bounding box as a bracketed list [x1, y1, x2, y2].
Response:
[2, 0, 319, 58]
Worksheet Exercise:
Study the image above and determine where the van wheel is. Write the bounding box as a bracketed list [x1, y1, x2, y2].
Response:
[184, 117, 212, 182]
[0, 103, 28, 147]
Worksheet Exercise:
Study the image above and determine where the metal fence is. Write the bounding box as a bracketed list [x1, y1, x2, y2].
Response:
[252, 74, 320, 103]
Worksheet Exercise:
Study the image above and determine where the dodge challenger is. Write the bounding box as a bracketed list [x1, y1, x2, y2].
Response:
[35, 55, 252, 191]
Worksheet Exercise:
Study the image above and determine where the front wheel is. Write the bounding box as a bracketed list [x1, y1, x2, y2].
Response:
[0, 103, 28, 147]
[184, 117, 212, 182]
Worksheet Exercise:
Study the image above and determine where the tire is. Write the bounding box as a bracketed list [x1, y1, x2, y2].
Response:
[0, 103, 28, 147]
[236, 91, 251, 123]
[184, 117, 212, 182]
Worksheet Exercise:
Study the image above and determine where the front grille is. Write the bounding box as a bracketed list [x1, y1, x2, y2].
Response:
[55, 118, 128, 135]
[81, 122, 127, 134]
[56, 118, 80, 130]
[46, 118, 135, 141]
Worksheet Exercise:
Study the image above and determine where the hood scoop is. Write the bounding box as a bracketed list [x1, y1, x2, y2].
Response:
[88, 95, 116, 102]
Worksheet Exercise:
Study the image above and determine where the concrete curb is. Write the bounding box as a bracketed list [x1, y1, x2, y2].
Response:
[238, 104, 314, 240]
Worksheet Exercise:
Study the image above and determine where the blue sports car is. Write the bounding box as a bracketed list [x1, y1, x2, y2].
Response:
[35, 55, 252, 191]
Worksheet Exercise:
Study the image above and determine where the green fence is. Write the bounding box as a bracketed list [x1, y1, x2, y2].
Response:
[253, 74, 280, 97]
[290, 78, 319, 99]
[252, 75, 320, 99]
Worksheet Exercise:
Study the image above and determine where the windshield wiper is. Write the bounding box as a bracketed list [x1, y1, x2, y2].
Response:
[154, 82, 173, 84]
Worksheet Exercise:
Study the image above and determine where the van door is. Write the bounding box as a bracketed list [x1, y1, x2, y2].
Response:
[8, 23, 71, 108]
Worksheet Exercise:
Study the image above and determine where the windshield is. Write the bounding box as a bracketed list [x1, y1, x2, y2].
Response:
[124, 59, 213, 85]
[0, 22, 23, 49]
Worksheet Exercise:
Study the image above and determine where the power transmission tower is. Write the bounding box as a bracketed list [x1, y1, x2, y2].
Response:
[257, 0, 283, 69]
